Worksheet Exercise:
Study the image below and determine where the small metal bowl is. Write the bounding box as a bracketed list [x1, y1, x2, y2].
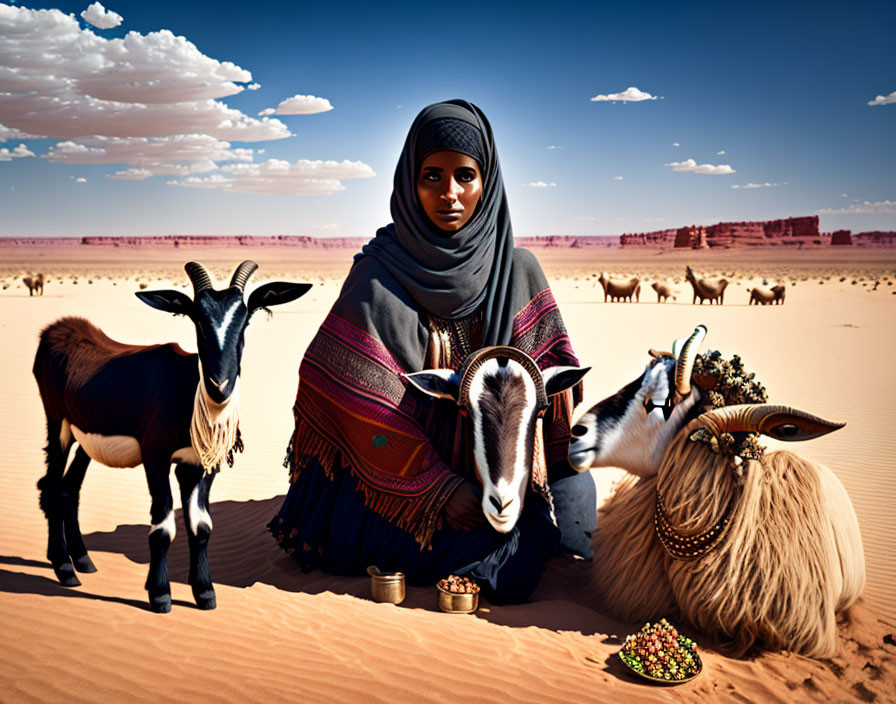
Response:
[436, 583, 479, 614]
[367, 565, 405, 604]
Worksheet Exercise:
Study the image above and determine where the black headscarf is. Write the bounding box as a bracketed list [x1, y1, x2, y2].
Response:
[361, 100, 516, 346]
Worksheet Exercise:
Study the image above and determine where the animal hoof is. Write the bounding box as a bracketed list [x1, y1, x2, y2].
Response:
[73, 554, 97, 573]
[149, 594, 172, 613]
[54, 562, 81, 587]
[194, 589, 216, 610]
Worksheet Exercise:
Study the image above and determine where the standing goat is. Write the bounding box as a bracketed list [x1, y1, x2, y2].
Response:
[685, 266, 727, 304]
[651, 282, 675, 303]
[568, 326, 864, 657]
[771, 283, 786, 304]
[23, 272, 44, 296]
[747, 286, 776, 305]
[33, 261, 310, 612]
[598, 272, 641, 303]
[404, 346, 588, 533]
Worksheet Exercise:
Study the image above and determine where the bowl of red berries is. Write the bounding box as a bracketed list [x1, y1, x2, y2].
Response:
[618, 619, 702, 684]
[436, 575, 480, 614]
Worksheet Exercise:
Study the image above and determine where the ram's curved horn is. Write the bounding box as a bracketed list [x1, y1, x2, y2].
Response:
[695, 404, 845, 441]
[184, 261, 214, 295]
[673, 324, 707, 397]
[230, 260, 258, 291]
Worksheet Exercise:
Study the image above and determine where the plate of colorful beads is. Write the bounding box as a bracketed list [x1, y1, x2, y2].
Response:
[618, 619, 702, 684]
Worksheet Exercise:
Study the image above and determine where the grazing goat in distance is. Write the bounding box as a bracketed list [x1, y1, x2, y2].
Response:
[33, 261, 311, 612]
[598, 272, 641, 302]
[685, 266, 727, 304]
[405, 346, 588, 534]
[651, 282, 675, 303]
[748, 286, 775, 305]
[568, 325, 864, 657]
[771, 284, 786, 304]
[23, 272, 44, 296]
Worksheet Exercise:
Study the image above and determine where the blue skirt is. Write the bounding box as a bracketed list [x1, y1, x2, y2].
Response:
[267, 459, 571, 604]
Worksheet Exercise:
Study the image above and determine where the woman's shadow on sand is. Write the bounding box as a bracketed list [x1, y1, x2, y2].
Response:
[2, 495, 625, 636]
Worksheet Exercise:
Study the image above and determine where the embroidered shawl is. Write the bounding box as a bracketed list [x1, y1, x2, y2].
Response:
[284, 249, 582, 548]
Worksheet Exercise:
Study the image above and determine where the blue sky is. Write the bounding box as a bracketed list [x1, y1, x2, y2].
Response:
[1, 0, 893, 237]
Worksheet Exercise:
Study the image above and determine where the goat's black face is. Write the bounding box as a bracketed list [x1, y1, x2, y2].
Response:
[193, 288, 250, 404]
[136, 262, 312, 406]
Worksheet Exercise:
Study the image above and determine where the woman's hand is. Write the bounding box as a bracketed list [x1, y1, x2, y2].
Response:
[444, 481, 485, 531]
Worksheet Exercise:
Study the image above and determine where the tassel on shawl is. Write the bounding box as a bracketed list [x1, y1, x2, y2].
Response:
[283, 412, 463, 548]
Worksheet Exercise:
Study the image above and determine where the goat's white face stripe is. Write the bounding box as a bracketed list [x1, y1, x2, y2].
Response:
[213, 299, 242, 348]
[468, 358, 537, 532]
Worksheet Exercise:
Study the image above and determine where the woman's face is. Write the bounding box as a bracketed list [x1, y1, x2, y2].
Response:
[416, 151, 483, 232]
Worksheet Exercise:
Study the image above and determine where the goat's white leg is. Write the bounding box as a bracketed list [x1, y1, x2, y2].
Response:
[145, 459, 175, 613]
[38, 417, 79, 586]
[175, 463, 216, 610]
[61, 446, 96, 573]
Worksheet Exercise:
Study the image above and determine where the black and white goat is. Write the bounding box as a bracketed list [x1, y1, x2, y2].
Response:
[404, 346, 588, 533]
[33, 261, 310, 612]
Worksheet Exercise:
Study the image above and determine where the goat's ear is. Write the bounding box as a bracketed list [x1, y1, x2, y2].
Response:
[136, 290, 195, 317]
[247, 282, 312, 312]
[542, 366, 590, 397]
[402, 370, 460, 401]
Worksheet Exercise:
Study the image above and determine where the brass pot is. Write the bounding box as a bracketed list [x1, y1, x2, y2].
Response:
[367, 565, 405, 605]
[437, 584, 479, 614]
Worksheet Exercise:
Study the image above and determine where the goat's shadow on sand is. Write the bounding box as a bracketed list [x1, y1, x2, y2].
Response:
[4, 495, 627, 637]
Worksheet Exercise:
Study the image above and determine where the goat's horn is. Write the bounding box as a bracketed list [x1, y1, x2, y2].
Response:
[696, 404, 845, 441]
[673, 324, 707, 396]
[184, 261, 213, 295]
[230, 260, 258, 291]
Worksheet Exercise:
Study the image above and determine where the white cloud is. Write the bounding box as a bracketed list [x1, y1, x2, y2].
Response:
[247, 83, 261, 91]
[717, 150, 726, 155]
[0, 5, 289, 141]
[547, 145, 560, 150]
[818, 200, 896, 215]
[75, 177, 87, 183]
[0, 143, 35, 161]
[672, 142, 680, 147]
[868, 91, 896, 106]
[665, 158, 735, 175]
[108, 167, 153, 180]
[731, 182, 777, 189]
[168, 158, 375, 195]
[80, 2, 122, 30]
[259, 94, 334, 116]
[0, 123, 41, 142]
[590, 86, 657, 102]
[613, 176, 623, 181]
[44, 134, 253, 175]
[522, 181, 557, 188]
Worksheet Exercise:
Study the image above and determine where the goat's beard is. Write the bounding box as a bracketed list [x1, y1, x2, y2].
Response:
[190, 378, 241, 473]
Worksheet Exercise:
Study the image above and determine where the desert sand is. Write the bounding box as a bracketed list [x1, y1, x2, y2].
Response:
[0, 243, 893, 703]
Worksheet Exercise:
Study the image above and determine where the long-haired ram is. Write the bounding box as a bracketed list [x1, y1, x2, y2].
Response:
[568, 325, 865, 657]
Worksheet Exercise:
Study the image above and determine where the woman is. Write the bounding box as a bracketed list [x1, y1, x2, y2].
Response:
[269, 100, 592, 603]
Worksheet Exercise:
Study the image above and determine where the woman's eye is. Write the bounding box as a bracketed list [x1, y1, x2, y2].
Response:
[420, 171, 441, 183]
[456, 170, 476, 182]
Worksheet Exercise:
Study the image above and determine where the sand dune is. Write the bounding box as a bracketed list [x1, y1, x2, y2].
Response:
[0, 243, 893, 702]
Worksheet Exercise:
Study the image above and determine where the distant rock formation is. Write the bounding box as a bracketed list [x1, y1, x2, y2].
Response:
[830, 230, 853, 246]
[622, 216, 821, 247]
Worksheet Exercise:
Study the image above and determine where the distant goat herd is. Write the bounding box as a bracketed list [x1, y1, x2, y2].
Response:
[28, 259, 864, 663]
[595, 265, 786, 304]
